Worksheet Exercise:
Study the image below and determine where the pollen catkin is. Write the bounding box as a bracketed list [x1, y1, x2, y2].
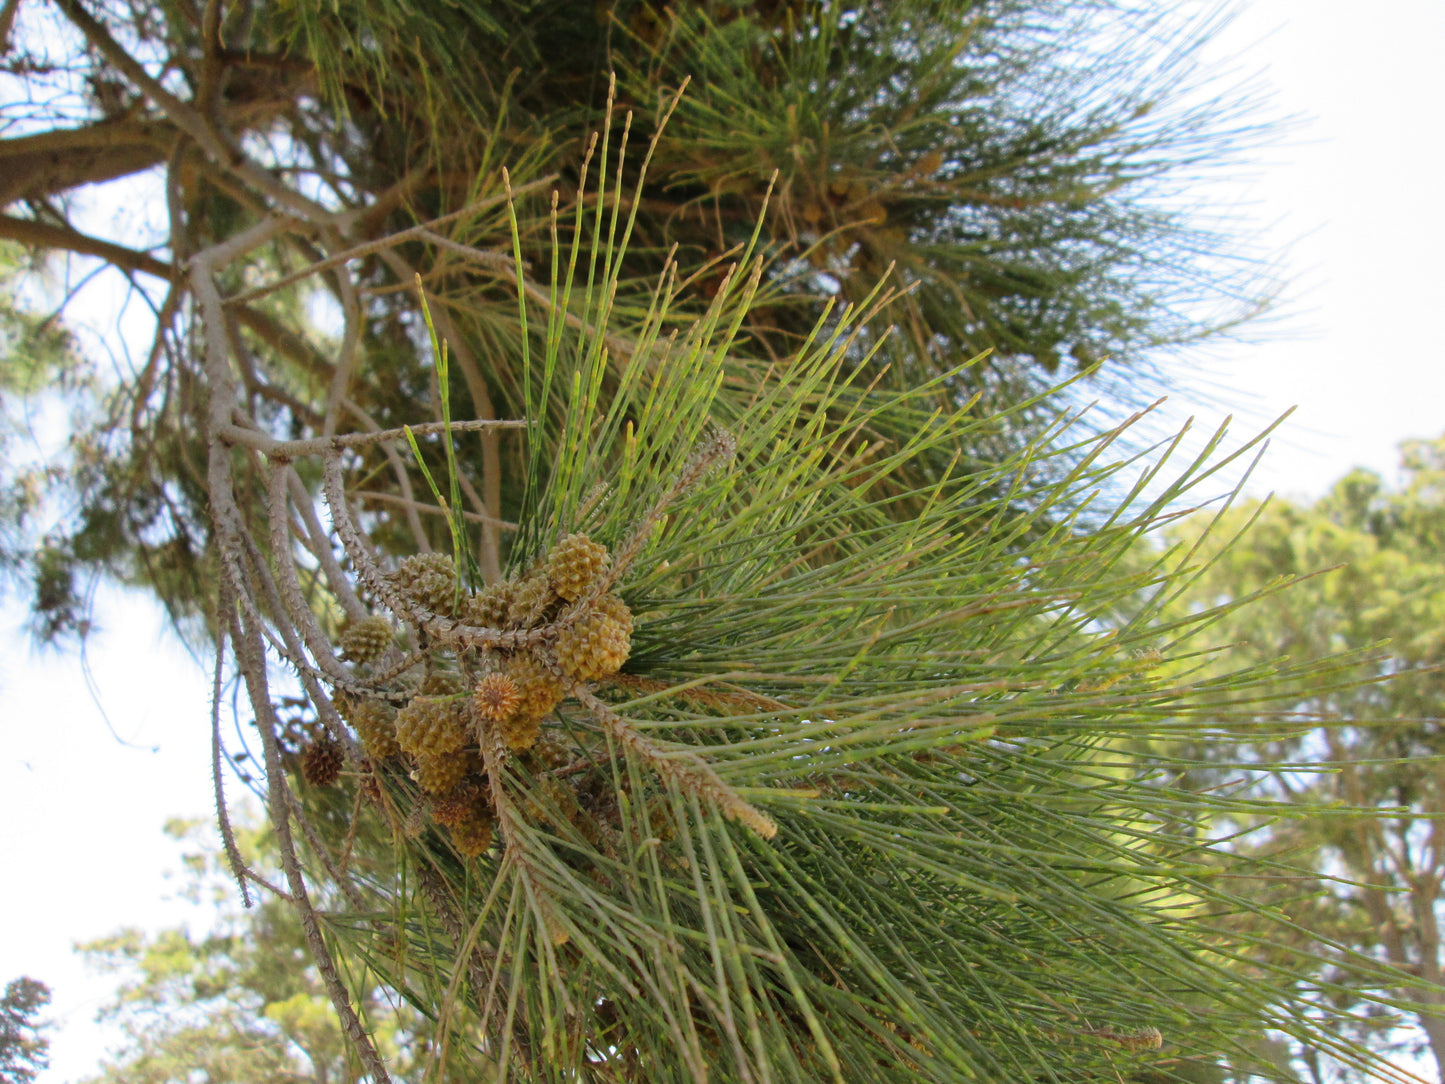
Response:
[302, 737, 344, 786]
[466, 580, 515, 628]
[1113, 1027, 1163, 1052]
[338, 615, 393, 663]
[554, 592, 633, 681]
[545, 533, 609, 602]
[395, 695, 470, 758]
[413, 750, 481, 795]
[506, 570, 557, 628]
[392, 552, 460, 616]
[450, 811, 495, 858]
[474, 673, 521, 723]
[336, 694, 401, 759]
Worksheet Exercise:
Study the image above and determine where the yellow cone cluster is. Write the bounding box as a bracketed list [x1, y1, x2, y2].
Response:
[505, 570, 556, 627]
[495, 655, 565, 752]
[326, 532, 639, 859]
[465, 534, 632, 752]
[339, 615, 393, 663]
[392, 552, 460, 616]
[465, 581, 515, 627]
[555, 593, 633, 682]
[429, 781, 482, 826]
[413, 749, 481, 794]
[545, 533, 609, 601]
[450, 811, 495, 858]
[395, 695, 470, 758]
[336, 693, 400, 759]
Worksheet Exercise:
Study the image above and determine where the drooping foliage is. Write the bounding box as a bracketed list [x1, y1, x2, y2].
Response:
[0, 0, 1271, 640]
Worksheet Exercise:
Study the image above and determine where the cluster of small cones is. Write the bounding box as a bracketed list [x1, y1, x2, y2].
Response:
[328, 533, 632, 860]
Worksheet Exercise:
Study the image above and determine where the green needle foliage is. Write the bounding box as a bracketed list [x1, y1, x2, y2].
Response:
[0, 3, 1377, 1082]
[218, 152, 1401, 1082]
[0, 0, 1274, 639]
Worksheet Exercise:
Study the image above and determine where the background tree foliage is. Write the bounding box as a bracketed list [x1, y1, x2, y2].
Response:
[1157, 439, 1445, 1081]
[0, 2, 1401, 1083]
[78, 818, 427, 1084]
[0, 975, 51, 1084]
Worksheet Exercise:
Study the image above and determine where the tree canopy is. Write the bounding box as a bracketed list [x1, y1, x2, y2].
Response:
[77, 818, 426, 1084]
[1157, 438, 1445, 1080]
[0, 976, 51, 1084]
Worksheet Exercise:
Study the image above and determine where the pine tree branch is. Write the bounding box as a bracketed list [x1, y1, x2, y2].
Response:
[217, 417, 524, 458]
[234, 609, 393, 1084]
[285, 468, 370, 625]
[0, 117, 177, 208]
[0, 213, 172, 279]
[222, 178, 557, 309]
[54, 0, 325, 221]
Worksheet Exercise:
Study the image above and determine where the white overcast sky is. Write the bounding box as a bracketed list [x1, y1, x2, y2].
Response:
[2, 1, 1444, 1079]
[1156, 0, 1445, 501]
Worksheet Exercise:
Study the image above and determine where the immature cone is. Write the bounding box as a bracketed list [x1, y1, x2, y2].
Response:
[336, 694, 401, 759]
[466, 580, 516, 628]
[338, 615, 393, 663]
[505, 570, 557, 628]
[500, 654, 565, 751]
[429, 781, 483, 826]
[301, 737, 344, 786]
[474, 673, 521, 724]
[392, 552, 460, 616]
[554, 593, 633, 682]
[413, 750, 482, 795]
[395, 695, 470, 758]
[450, 811, 495, 858]
[545, 533, 609, 602]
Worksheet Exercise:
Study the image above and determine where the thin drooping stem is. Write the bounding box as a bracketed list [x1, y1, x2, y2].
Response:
[210, 618, 254, 908]
[217, 417, 524, 458]
[235, 610, 394, 1084]
[286, 468, 370, 624]
[287, 790, 369, 914]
